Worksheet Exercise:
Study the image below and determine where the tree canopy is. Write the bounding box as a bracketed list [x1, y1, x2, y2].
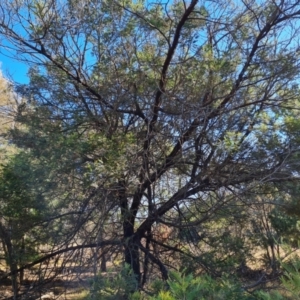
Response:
[1, 0, 300, 298]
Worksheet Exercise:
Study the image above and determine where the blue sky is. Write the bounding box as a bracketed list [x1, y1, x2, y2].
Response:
[0, 54, 29, 84]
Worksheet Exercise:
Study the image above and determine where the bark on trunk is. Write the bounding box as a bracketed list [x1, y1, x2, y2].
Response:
[10, 262, 19, 300]
[100, 251, 107, 272]
[119, 183, 141, 290]
[19, 237, 25, 285]
[123, 222, 141, 287]
[141, 229, 151, 287]
[0, 223, 18, 300]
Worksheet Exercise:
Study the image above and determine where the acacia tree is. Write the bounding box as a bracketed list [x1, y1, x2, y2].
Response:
[1, 0, 300, 292]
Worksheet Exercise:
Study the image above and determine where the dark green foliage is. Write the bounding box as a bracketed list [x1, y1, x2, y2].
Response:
[87, 267, 300, 300]
[88, 264, 139, 300]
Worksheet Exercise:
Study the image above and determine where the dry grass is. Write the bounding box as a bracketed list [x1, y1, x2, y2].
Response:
[2, 246, 300, 299]
[0, 254, 119, 300]
[64, 290, 89, 300]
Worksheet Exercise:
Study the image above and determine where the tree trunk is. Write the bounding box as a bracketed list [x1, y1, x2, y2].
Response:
[19, 237, 25, 285]
[0, 223, 18, 300]
[123, 221, 141, 287]
[100, 250, 107, 272]
[119, 183, 141, 289]
[10, 262, 18, 300]
[141, 230, 151, 287]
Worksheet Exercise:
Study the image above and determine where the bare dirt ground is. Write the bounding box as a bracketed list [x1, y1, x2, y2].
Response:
[0, 259, 116, 300]
[1, 246, 297, 299]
